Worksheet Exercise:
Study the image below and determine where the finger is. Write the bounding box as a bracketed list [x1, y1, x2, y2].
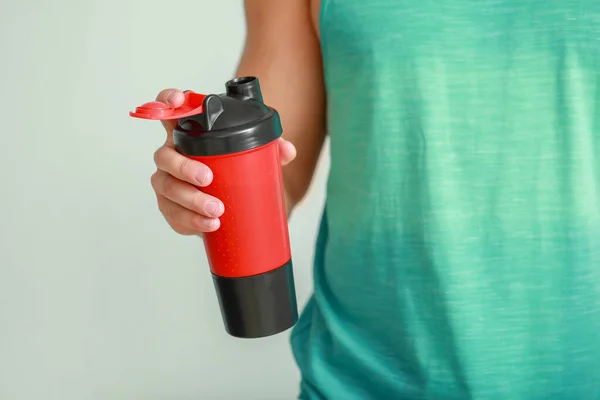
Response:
[154, 145, 213, 187]
[157, 195, 220, 233]
[278, 138, 297, 166]
[151, 171, 224, 218]
[156, 88, 185, 107]
[169, 221, 199, 236]
[156, 89, 185, 133]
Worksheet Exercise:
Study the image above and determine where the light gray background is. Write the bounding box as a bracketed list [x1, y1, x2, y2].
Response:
[0, 1, 329, 399]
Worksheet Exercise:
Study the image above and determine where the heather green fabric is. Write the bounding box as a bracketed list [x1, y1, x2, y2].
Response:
[290, 1, 600, 398]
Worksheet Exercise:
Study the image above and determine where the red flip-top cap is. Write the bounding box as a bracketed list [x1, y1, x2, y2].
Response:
[129, 91, 206, 120]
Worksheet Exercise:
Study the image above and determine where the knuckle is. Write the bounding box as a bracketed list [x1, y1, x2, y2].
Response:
[150, 171, 160, 191]
[153, 146, 164, 167]
[178, 157, 193, 180]
[161, 176, 177, 199]
[156, 197, 170, 219]
[156, 194, 167, 211]
[190, 191, 207, 213]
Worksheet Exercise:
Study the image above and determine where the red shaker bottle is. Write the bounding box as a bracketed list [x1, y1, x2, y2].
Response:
[129, 77, 297, 338]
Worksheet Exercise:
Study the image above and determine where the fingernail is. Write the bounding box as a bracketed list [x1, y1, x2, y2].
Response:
[195, 168, 211, 186]
[205, 218, 219, 229]
[205, 201, 221, 217]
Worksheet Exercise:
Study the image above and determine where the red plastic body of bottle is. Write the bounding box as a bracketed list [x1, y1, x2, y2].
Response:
[189, 140, 291, 279]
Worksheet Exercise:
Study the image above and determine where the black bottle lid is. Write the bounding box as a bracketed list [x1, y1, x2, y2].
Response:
[173, 77, 282, 157]
[130, 77, 282, 157]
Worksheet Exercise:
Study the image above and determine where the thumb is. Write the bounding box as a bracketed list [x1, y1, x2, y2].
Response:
[278, 138, 297, 166]
[155, 88, 186, 137]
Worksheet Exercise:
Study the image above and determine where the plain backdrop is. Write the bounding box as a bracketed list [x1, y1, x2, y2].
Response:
[0, 1, 329, 399]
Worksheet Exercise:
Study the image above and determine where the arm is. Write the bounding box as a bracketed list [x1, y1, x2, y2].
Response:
[150, 0, 325, 235]
[236, 0, 326, 214]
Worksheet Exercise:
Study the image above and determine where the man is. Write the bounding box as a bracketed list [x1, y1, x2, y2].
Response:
[150, 0, 600, 398]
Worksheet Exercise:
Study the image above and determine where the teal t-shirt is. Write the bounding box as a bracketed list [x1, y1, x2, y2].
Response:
[290, 1, 600, 399]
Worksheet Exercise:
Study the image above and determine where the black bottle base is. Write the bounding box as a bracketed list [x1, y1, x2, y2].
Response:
[212, 260, 298, 339]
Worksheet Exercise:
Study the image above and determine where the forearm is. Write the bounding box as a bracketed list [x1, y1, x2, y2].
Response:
[235, 0, 326, 215]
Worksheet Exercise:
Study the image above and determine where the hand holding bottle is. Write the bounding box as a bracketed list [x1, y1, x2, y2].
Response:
[149, 88, 297, 235]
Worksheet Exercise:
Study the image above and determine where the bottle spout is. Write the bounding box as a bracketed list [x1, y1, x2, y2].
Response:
[225, 76, 263, 102]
